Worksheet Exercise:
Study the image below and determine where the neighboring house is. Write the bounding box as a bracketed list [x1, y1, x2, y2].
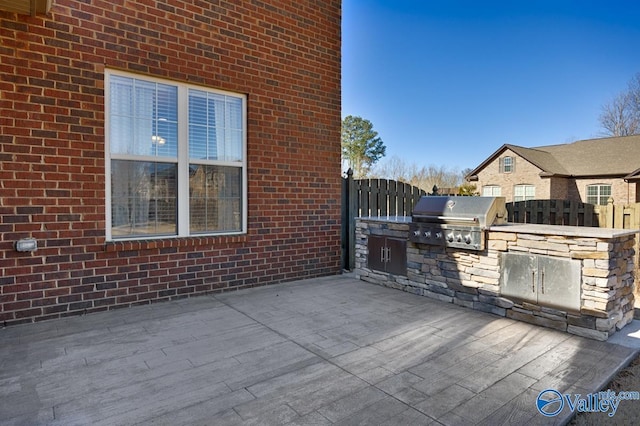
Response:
[466, 135, 640, 204]
[0, 1, 342, 324]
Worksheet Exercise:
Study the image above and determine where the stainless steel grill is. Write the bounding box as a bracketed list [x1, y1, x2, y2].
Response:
[409, 196, 507, 250]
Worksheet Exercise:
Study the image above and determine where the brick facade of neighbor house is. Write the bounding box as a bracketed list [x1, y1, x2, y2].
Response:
[474, 149, 553, 201]
[568, 178, 637, 205]
[0, 1, 342, 324]
[469, 137, 640, 204]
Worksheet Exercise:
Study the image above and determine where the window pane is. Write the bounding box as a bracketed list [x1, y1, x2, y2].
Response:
[110, 114, 134, 154]
[209, 94, 225, 128]
[110, 76, 134, 116]
[514, 185, 535, 201]
[189, 165, 242, 233]
[227, 97, 243, 129]
[111, 160, 177, 238]
[502, 157, 513, 173]
[189, 90, 243, 162]
[189, 125, 208, 160]
[482, 186, 501, 196]
[586, 184, 611, 205]
[189, 90, 220, 161]
[526, 186, 535, 197]
[226, 130, 243, 162]
[110, 77, 177, 158]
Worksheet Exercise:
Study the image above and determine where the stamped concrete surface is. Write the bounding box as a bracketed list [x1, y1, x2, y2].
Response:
[1, 274, 638, 425]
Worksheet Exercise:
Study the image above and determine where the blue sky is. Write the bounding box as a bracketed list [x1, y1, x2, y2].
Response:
[342, 0, 640, 172]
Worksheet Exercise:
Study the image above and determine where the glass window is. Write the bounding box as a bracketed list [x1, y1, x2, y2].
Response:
[482, 185, 502, 196]
[514, 185, 535, 202]
[586, 184, 611, 205]
[106, 71, 246, 240]
[500, 156, 514, 173]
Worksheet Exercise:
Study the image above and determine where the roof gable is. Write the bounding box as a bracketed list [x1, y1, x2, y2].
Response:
[468, 135, 640, 180]
[466, 144, 557, 180]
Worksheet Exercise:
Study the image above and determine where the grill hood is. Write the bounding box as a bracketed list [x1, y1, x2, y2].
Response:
[411, 196, 507, 228]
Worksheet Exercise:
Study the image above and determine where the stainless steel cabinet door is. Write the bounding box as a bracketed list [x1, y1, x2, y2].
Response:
[367, 235, 386, 272]
[501, 252, 538, 304]
[501, 252, 581, 312]
[537, 256, 581, 312]
[386, 237, 407, 276]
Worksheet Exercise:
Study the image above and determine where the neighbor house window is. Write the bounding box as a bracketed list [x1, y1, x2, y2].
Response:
[586, 184, 611, 205]
[482, 185, 502, 196]
[499, 156, 514, 173]
[105, 71, 246, 240]
[514, 184, 535, 201]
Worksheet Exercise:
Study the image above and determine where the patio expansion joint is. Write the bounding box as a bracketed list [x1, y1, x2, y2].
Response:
[212, 294, 435, 420]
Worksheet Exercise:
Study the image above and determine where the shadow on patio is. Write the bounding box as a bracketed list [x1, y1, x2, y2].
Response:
[1, 274, 637, 425]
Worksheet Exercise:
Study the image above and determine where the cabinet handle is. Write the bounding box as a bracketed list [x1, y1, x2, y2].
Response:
[541, 269, 545, 294]
[531, 271, 535, 293]
[386, 247, 391, 263]
[381, 247, 385, 262]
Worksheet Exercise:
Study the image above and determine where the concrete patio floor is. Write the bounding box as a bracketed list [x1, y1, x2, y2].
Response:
[1, 274, 638, 425]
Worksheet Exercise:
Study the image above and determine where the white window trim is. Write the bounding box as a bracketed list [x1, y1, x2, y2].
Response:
[586, 184, 612, 206]
[499, 156, 514, 173]
[104, 69, 248, 241]
[482, 185, 501, 196]
[513, 184, 535, 201]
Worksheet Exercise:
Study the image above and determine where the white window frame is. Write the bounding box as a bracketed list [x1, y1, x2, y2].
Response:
[586, 184, 612, 206]
[105, 69, 247, 241]
[482, 185, 502, 196]
[499, 156, 514, 173]
[513, 184, 535, 202]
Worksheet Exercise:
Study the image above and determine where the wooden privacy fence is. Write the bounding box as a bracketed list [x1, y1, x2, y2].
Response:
[507, 199, 640, 230]
[341, 170, 426, 270]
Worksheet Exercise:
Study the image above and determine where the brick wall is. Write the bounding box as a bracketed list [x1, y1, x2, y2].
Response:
[568, 178, 637, 205]
[0, 0, 342, 324]
[474, 149, 552, 201]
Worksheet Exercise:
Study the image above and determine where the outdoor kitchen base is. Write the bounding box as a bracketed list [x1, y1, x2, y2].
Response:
[356, 217, 637, 341]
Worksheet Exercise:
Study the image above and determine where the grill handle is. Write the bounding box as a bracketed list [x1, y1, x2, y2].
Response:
[412, 215, 479, 223]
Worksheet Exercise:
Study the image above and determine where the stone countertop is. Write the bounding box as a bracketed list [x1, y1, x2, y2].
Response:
[357, 217, 638, 239]
[488, 223, 639, 239]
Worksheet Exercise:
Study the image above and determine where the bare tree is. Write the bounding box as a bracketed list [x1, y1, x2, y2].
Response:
[599, 72, 640, 136]
[370, 155, 464, 192]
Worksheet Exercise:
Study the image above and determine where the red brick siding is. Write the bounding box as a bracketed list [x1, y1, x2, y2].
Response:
[0, 0, 342, 324]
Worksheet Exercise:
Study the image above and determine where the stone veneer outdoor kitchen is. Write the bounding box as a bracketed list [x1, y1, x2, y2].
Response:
[355, 217, 637, 341]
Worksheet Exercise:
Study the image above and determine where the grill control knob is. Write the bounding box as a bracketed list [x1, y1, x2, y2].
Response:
[446, 233, 454, 242]
[456, 234, 462, 242]
[413, 230, 420, 237]
[435, 232, 443, 239]
[464, 234, 472, 244]
[424, 231, 431, 238]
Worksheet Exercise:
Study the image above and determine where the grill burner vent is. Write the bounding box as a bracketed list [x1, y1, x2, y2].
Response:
[409, 196, 507, 250]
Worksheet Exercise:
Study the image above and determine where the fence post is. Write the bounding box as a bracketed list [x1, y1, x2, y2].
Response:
[606, 197, 614, 228]
[347, 169, 357, 270]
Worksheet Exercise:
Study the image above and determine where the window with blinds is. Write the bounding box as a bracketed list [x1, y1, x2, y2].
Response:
[105, 71, 246, 240]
